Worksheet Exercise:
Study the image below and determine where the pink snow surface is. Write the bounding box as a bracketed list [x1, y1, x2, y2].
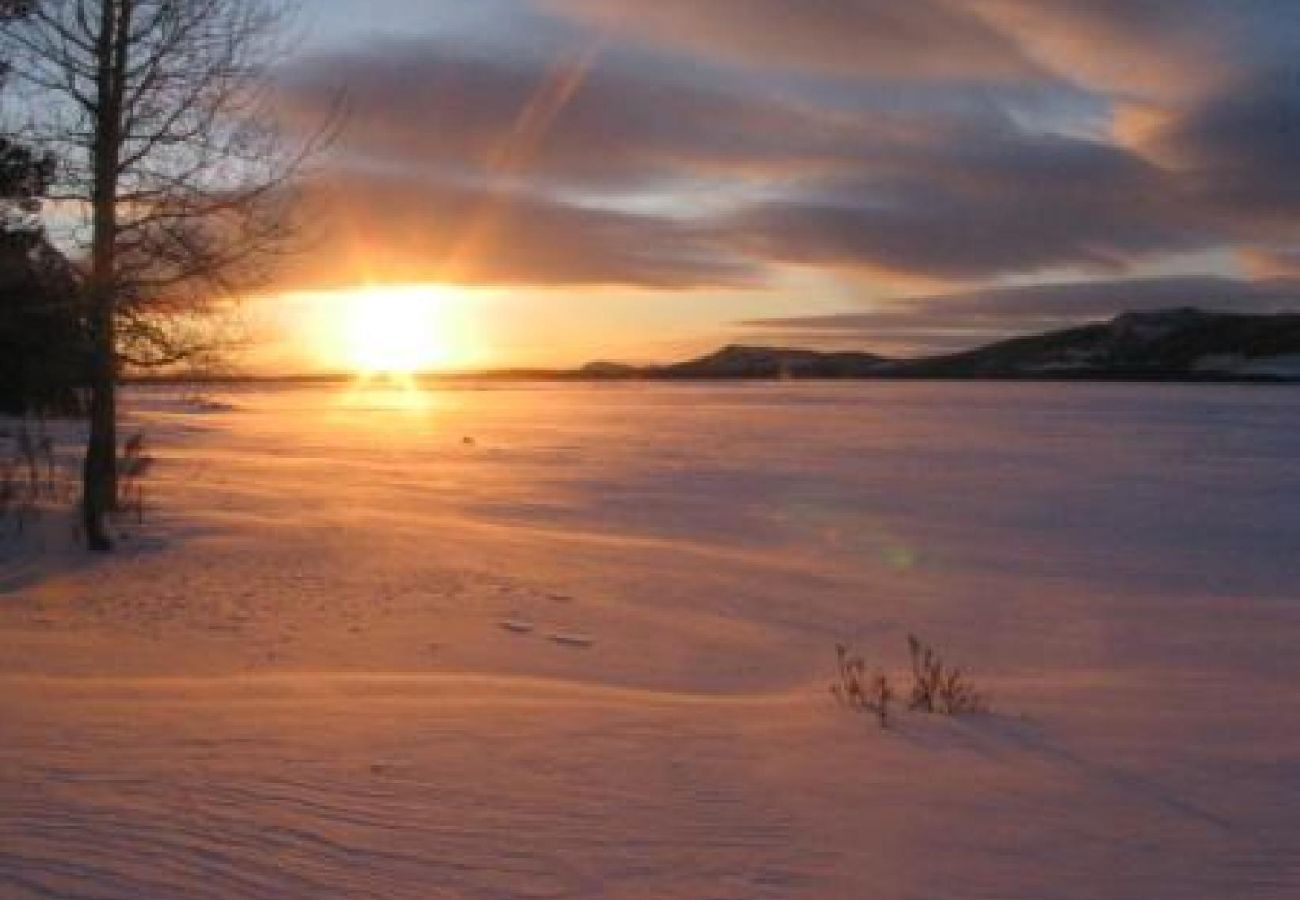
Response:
[2, 381, 1297, 898]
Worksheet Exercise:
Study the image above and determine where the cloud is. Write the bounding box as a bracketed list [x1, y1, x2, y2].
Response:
[277, 35, 1222, 287]
[970, 0, 1244, 100]
[276, 35, 924, 190]
[271, 168, 757, 291]
[537, 0, 1044, 82]
[267, 2, 1300, 293]
[1243, 247, 1300, 279]
[721, 131, 1217, 281]
[1153, 65, 1300, 231]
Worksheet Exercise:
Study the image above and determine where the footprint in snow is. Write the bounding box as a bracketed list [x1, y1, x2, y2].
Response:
[548, 631, 594, 649]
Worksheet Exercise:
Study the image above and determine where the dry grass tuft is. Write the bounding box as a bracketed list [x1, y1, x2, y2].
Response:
[906, 633, 987, 715]
[830, 644, 895, 728]
[832, 634, 988, 727]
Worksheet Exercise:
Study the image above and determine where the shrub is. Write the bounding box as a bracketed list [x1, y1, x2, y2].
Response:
[831, 643, 895, 728]
[117, 431, 153, 524]
[831, 634, 988, 728]
[907, 633, 986, 715]
[0, 420, 56, 535]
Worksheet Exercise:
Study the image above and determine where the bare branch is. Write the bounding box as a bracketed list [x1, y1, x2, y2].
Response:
[3, 0, 331, 549]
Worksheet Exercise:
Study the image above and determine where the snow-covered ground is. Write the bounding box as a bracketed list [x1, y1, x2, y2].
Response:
[2, 381, 1298, 898]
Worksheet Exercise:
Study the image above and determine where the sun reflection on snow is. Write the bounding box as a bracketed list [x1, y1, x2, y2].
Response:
[339, 372, 438, 413]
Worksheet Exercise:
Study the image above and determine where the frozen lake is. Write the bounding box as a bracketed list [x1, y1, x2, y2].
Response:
[2, 381, 1298, 898]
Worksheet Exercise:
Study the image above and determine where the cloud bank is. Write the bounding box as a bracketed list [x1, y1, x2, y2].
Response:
[275, 0, 1300, 347]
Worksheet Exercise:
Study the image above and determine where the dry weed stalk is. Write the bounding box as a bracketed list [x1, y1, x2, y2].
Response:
[907, 634, 986, 715]
[831, 644, 895, 728]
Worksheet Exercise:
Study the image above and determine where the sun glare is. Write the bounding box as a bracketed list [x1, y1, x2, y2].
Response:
[314, 285, 479, 377]
[345, 287, 444, 375]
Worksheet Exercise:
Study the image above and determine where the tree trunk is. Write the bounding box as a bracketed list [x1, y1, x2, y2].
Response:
[81, 304, 116, 551]
[81, 0, 126, 552]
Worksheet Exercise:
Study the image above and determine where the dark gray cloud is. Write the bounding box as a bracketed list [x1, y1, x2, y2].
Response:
[742, 276, 1300, 355]
[721, 132, 1217, 280]
[1157, 65, 1300, 230]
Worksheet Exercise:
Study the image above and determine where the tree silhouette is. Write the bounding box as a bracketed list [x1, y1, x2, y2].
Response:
[3, 0, 330, 549]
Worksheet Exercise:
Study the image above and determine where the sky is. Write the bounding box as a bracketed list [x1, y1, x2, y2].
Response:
[250, 0, 1300, 372]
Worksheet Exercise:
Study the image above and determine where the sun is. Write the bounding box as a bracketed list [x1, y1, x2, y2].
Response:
[341, 286, 461, 376]
[278, 283, 486, 377]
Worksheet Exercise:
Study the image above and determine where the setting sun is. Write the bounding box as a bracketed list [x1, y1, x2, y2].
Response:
[286, 284, 484, 375]
[344, 287, 448, 375]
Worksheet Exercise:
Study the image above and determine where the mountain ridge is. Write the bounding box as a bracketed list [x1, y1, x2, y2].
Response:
[581, 308, 1300, 382]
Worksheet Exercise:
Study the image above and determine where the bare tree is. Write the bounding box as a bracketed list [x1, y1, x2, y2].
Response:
[2, 0, 328, 550]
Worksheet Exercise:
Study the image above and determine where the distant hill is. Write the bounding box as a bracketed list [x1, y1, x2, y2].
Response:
[661, 345, 891, 378]
[582, 345, 891, 379]
[583, 309, 1300, 382]
[892, 308, 1300, 380]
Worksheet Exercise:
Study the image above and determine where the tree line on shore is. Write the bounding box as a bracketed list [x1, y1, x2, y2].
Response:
[0, 133, 87, 417]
